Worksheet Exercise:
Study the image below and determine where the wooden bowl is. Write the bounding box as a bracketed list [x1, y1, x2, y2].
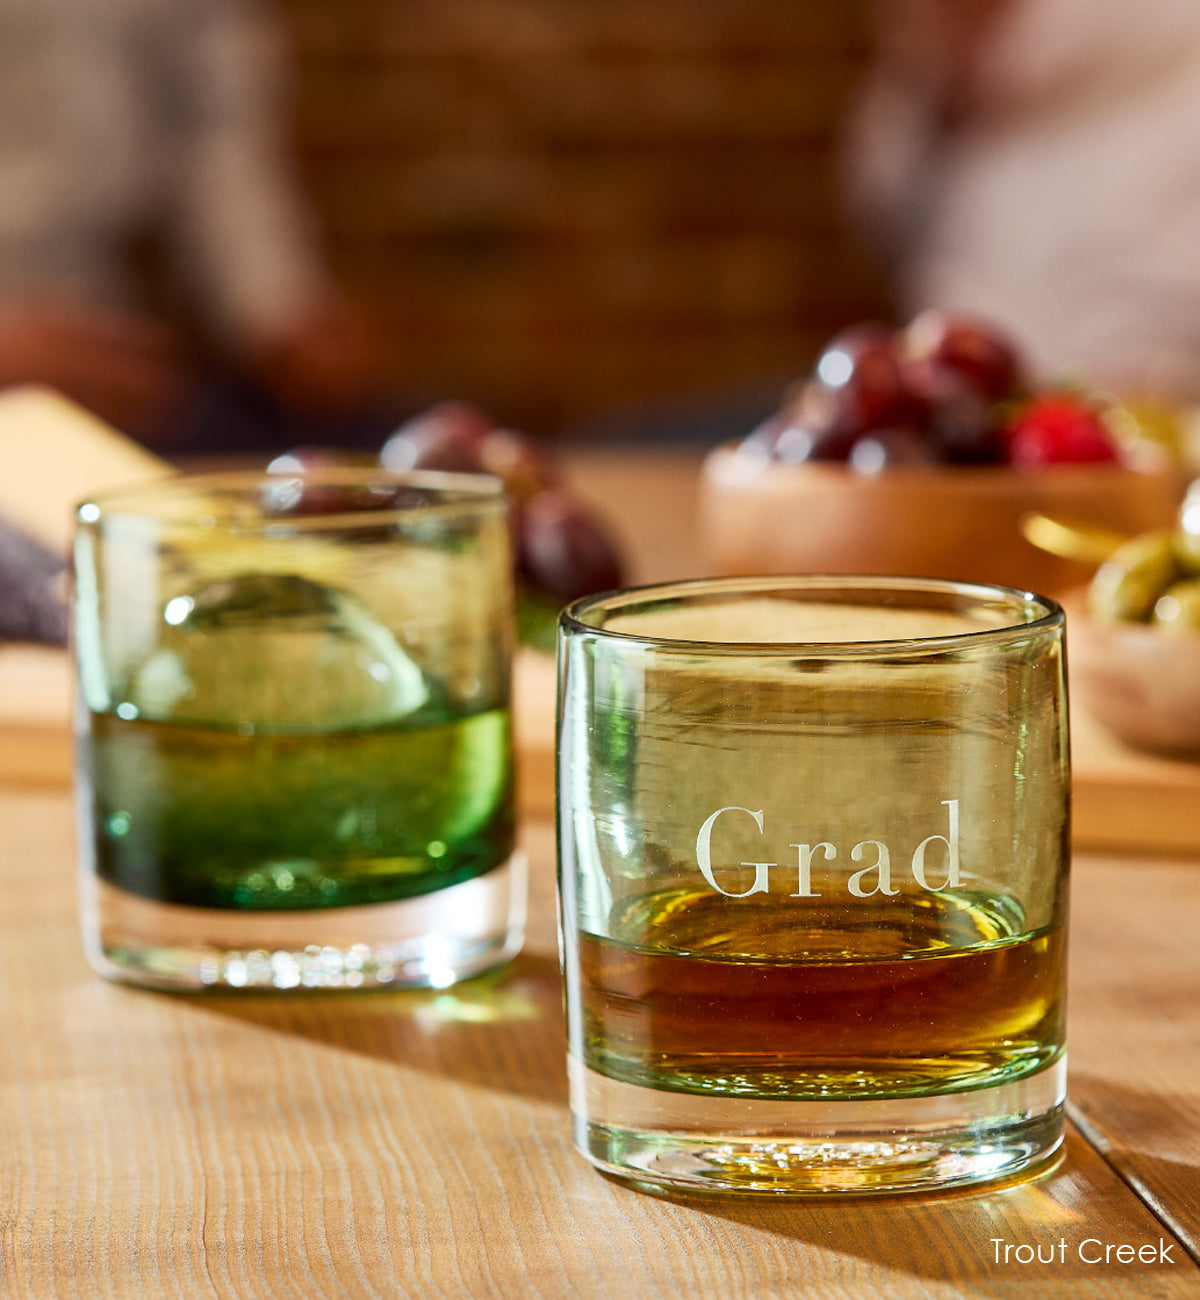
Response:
[1068, 604, 1200, 757]
[699, 443, 1181, 595]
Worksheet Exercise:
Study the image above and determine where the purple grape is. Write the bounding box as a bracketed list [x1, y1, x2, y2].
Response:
[379, 401, 491, 474]
[261, 447, 394, 515]
[815, 324, 914, 432]
[903, 311, 1022, 402]
[905, 364, 1006, 464]
[849, 429, 943, 474]
[479, 429, 559, 501]
[518, 491, 625, 602]
[770, 383, 857, 463]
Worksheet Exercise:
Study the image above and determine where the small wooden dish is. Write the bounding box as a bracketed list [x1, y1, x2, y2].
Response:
[1068, 604, 1200, 758]
[699, 443, 1180, 595]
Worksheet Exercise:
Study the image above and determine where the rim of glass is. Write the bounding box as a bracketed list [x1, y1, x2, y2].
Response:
[75, 466, 507, 532]
[561, 574, 1064, 655]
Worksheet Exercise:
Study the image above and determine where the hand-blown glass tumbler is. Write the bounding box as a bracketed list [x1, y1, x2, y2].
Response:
[74, 468, 524, 991]
[558, 575, 1069, 1195]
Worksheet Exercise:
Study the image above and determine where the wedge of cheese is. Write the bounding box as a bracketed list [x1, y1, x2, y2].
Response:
[0, 386, 171, 553]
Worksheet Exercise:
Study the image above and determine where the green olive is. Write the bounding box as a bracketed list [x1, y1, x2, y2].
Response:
[1152, 579, 1200, 634]
[1088, 529, 1182, 622]
[1175, 487, 1200, 570]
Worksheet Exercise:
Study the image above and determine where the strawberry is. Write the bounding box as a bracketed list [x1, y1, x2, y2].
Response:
[1005, 393, 1118, 466]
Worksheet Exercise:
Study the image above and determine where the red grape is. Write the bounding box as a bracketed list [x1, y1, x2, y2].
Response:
[849, 429, 943, 474]
[815, 324, 914, 433]
[479, 428, 559, 501]
[266, 446, 360, 474]
[907, 365, 1007, 464]
[262, 447, 396, 515]
[773, 420, 855, 464]
[902, 311, 1022, 401]
[379, 401, 492, 473]
[770, 382, 858, 462]
[518, 490, 625, 602]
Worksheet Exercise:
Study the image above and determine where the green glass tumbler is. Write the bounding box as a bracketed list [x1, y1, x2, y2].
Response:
[558, 576, 1069, 1195]
[74, 468, 524, 990]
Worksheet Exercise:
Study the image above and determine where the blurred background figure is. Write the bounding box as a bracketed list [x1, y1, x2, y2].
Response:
[843, 0, 1200, 401]
[0, 2, 904, 452]
[221, 4, 884, 447]
[0, 0, 381, 452]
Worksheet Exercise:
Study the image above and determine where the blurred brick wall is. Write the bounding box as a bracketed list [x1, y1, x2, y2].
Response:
[278, 0, 890, 437]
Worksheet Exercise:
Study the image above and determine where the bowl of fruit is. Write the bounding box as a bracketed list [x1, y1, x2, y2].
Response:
[700, 312, 1180, 594]
[1067, 484, 1200, 756]
[264, 401, 626, 650]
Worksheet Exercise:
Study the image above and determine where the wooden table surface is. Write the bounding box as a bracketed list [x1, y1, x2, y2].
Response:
[4, 448, 1200, 1298]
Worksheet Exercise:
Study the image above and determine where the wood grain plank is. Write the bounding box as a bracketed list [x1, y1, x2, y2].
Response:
[1066, 852, 1200, 1256]
[1068, 720, 1200, 855]
[2, 792, 1198, 1298]
[0, 645, 74, 790]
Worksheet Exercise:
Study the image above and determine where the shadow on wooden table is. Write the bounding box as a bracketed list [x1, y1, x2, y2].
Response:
[171, 950, 569, 1107]
[612, 1132, 1192, 1284]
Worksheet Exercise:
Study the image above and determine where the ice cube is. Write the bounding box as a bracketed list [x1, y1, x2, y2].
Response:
[124, 572, 429, 729]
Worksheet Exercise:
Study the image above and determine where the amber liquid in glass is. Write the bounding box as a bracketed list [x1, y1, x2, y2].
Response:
[573, 886, 1064, 1101]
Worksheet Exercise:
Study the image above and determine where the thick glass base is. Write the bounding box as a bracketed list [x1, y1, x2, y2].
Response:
[81, 852, 527, 991]
[570, 1054, 1065, 1196]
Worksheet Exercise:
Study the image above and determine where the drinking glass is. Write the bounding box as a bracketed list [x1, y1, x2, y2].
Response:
[74, 468, 524, 990]
[558, 576, 1069, 1195]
